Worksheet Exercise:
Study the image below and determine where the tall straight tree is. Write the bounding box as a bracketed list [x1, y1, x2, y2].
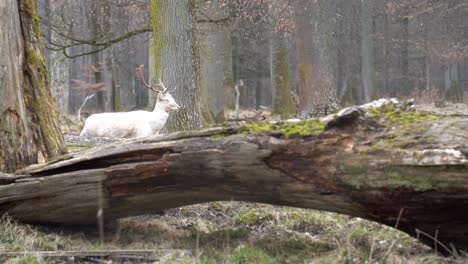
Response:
[361, 0, 375, 102]
[90, 0, 105, 112]
[0, 0, 65, 172]
[198, 1, 231, 123]
[270, 34, 298, 118]
[150, 0, 209, 132]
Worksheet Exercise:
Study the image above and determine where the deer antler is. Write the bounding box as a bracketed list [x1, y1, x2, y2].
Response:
[136, 64, 166, 93]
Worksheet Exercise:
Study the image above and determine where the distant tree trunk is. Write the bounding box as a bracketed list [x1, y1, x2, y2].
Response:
[148, 38, 158, 109]
[47, 0, 70, 114]
[151, 0, 209, 132]
[270, 34, 298, 118]
[198, 3, 230, 123]
[400, 5, 410, 95]
[361, 0, 375, 102]
[102, 1, 121, 112]
[295, 1, 338, 115]
[294, 2, 316, 115]
[90, 1, 105, 113]
[0, 0, 65, 173]
[337, 0, 362, 106]
[222, 35, 235, 111]
[383, 6, 390, 96]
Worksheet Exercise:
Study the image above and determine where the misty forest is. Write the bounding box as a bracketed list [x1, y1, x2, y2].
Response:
[0, 0, 467, 263]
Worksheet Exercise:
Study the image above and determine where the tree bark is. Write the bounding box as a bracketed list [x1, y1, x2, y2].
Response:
[1, 102, 467, 253]
[46, 0, 70, 114]
[90, 0, 106, 113]
[198, 2, 230, 123]
[270, 34, 297, 118]
[151, 0, 209, 132]
[361, 0, 375, 102]
[0, 0, 65, 173]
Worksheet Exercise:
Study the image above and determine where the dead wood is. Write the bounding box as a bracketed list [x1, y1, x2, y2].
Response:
[1, 100, 467, 254]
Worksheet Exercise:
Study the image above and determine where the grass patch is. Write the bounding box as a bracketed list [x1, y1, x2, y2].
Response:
[236, 209, 275, 226]
[0, 203, 463, 263]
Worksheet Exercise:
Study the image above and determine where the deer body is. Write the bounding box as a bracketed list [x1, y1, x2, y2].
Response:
[80, 65, 179, 138]
[80, 105, 168, 138]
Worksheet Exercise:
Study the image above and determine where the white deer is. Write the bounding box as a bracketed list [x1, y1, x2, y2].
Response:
[79, 65, 180, 138]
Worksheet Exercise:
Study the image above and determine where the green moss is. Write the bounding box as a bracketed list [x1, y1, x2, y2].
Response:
[367, 104, 440, 130]
[243, 122, 273, 133]
[366, 105, 443, 151]
[193, 229, 249, 248]
[210, 133, 226, 138]
[236, 209, 275, 226]
[385, 167, 451, 191]
[277, 120, 325, 138]
[26, 49, 45, 67]
[338, 164, 369, 189]
[340, 161, 460, 191]
[66, 145, 89, 152]
[229, 245, 273, 264]
[25, 48, 63, 154]
[241, 120, 325, 139]
[23, 0, 43, 50]
[150, 0, 161, 78]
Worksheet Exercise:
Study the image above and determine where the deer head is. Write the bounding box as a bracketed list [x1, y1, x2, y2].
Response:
[136, 64, 180, 112]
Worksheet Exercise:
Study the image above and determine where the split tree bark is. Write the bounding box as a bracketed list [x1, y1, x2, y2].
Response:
[0, 103, 467, 254]
[0, 0, 65, 173]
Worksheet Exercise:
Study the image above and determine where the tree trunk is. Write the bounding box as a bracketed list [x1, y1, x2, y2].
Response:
[399, 5, 410, 96]
[270, 34, 297, 118]
[151, 0, 209, 132]
[90, 1, 105, 113]
[198, 2, 230, 123]
[361, 0, 375, 102]
[0, 0, 65, 173]
[294, 1, 316, 115]
[1, 101, 468, 253]
[47, 0, 70, 114]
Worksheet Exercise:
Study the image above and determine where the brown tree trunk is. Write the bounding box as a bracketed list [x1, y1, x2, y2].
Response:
[0, 0, 65, 173]
[1, 102, 467, 253]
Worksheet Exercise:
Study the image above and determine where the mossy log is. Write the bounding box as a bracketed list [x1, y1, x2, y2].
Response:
[1, 102, 467, 254]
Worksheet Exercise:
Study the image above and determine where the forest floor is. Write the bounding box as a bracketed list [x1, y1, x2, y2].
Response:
[1, 102, 467, 263]
[1, 202, 464, 264]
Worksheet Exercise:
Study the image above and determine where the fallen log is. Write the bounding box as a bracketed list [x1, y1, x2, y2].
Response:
[1, 100, 467, 253]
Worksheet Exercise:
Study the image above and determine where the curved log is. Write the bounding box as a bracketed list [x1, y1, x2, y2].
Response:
[1, 101, 467, 254]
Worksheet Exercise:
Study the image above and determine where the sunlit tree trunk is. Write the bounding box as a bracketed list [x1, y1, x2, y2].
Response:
[0, 0, 65, 172]
[151, 0, 209, 132]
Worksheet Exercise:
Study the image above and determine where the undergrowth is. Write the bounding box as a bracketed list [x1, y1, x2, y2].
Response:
[1, 202, 465, 263]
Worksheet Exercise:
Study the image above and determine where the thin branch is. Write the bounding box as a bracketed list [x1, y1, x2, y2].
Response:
[44, 26, 152, 58]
